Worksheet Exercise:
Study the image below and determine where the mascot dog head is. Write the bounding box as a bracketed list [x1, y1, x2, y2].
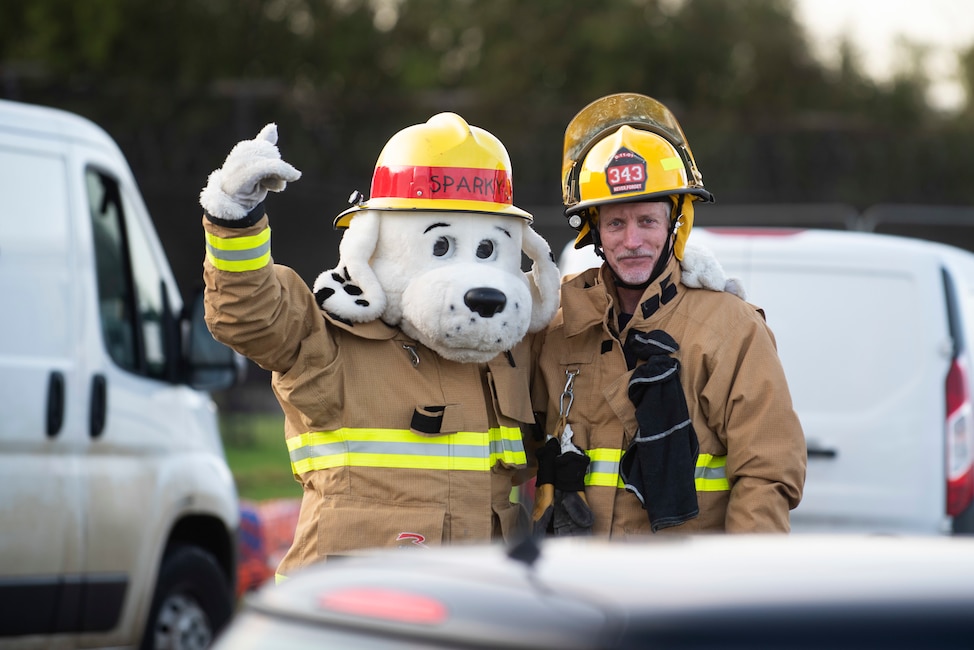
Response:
[312, 113, 561, 364]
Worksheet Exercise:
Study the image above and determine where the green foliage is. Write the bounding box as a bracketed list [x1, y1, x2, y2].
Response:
[221, 412, 302, 501]
[3, 0, 974, 247]
[0, 0, 958, 117]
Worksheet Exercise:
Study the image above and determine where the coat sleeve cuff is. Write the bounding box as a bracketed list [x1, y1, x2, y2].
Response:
[204, 200, 266, 229]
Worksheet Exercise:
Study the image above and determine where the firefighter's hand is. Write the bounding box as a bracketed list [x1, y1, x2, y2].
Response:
[200, 123, 302, 221]
[531, 438, 560, 537]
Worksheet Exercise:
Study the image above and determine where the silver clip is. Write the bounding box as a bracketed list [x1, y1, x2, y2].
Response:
[559, 369, 579, 418]
[402, 344, 420, 367]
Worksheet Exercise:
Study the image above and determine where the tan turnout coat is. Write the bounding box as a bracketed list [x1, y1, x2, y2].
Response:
[203, 215, 535, 577]
[532, 256, 806, 535]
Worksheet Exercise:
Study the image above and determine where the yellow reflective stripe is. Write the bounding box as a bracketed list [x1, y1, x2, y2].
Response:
[207, 228, 271, 251]
[695, 453, 729, 491]
[275, 573, 288, 584]
[205, 227, 271, 272]
[287, 426, 526, 474]
[583, 448, 729, 492]
[585, 448, 623, 487]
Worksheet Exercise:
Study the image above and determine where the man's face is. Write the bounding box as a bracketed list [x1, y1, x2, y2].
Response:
[597, 200, 671, 285]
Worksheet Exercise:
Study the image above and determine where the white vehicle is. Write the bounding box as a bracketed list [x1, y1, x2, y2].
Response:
[217, 534, 974, 649]
[0, 99, 241, 649]
[559, 227, 974, 535]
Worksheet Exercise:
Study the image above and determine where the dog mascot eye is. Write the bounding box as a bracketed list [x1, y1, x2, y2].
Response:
[476, 240, 495, 260]
[433, 236, 452, 257]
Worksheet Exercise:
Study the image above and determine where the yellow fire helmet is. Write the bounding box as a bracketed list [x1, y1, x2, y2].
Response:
[561, 93, 713, 258]
[335, 112, 532, 228]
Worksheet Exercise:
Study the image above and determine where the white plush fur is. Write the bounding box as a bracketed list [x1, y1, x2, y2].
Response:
[680, 241, 747, 300]
[313, 210, 561, 363]
[199, 123, 301, 220]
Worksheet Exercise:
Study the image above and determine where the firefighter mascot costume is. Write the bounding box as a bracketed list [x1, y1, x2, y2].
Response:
[198, 113, 561, 579]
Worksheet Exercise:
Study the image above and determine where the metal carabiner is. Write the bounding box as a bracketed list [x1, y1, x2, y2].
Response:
[402, 344, 420, 367]
[559, 369, 579, 418]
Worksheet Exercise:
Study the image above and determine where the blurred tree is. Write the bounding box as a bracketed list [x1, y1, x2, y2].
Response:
[957, 42, 974, 124]
[3, 0, 974, 296]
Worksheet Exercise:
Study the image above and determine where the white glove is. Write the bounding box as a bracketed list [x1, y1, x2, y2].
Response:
[199, 123, 302, 220]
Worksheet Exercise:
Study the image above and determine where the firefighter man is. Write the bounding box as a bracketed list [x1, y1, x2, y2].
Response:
[531, 93, 806, 536]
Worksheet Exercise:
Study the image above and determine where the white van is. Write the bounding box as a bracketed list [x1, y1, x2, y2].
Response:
[559, 227, 974, 535]
[0, 99, 241, 648]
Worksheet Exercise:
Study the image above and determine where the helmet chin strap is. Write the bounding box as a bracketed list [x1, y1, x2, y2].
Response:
[591, 195, 685, 295]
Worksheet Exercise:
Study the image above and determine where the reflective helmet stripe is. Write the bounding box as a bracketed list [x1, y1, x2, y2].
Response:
[371, 165, 514, 205]
[205, 227, 271, 272]
[287, 426, 527, 474]
[584, 448, 729, 492]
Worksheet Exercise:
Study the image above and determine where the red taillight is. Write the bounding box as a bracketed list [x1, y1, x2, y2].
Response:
[945, 358, 974, 516]
[318, 588, 448, 625]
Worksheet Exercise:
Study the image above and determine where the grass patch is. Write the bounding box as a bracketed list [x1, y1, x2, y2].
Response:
[221, 412, 302, 501]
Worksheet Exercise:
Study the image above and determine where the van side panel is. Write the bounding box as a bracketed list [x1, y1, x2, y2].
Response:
[1, 100, 238, 648]
[0, 139, 88, 637]
[695, 230, 951, 534]
[752, 258, 946, 533]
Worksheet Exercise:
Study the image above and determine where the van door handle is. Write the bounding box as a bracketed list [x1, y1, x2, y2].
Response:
[806, 445, 837, 459]
[46, 371, 65, 437]
[89, 374, 107, 438]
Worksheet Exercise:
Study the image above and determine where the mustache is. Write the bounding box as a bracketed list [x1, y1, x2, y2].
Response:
[615, 250, 654, 260]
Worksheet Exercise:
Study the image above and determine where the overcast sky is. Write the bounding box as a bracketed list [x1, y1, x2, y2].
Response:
[794, 0, 974, 110]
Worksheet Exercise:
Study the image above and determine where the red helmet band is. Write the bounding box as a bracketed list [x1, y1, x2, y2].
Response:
[371, 165, 514, 205]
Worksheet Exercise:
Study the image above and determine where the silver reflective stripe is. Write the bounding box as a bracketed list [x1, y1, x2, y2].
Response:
[206, 239, 270, 262]
[291, 438, 488, 462]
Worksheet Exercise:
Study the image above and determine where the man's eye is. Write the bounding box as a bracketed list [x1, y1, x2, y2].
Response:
[476, 240, 495, 259]
[433, 236, 451, 257]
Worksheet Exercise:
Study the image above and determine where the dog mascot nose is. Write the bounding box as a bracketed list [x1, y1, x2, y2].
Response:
[464, 287, 507, 317]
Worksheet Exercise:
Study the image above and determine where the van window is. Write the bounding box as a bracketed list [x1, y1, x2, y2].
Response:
[87, 169, 169, 379]
[0, 146, 72, 357]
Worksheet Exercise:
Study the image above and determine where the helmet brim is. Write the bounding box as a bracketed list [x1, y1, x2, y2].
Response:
[334, 200, 533, 229]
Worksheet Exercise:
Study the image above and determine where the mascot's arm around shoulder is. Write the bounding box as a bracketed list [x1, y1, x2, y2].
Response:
[198, 124, 311, 373]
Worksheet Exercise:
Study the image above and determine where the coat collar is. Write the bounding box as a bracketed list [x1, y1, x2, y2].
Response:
[561, 257, 683, 338]
[322, 311, 400, 340]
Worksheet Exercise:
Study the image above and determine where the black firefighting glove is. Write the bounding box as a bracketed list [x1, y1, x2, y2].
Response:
[534, 438, 594, 537]
[551, 449, 594, 536]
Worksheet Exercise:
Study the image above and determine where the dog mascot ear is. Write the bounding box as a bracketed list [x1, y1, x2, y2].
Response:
[312, 211, 386, 322]
[522, 224, 561, 332]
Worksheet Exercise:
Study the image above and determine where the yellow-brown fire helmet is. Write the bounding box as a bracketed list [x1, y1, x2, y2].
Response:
[561, 93, 713, 259]
[335, 112, 532, 228]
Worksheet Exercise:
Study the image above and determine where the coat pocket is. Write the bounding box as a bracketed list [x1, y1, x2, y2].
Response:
[487, 363, 535, 424]
[492, 499, 530, 542]
[317, 496, 446, 555]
